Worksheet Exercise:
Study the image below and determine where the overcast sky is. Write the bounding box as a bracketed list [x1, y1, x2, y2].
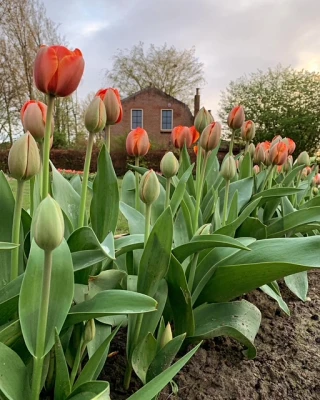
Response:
[43, 0, 320, 116]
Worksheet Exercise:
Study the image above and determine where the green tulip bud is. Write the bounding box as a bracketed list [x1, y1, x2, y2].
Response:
[195, 224, 212, 236]
[194, 107, 214, 134]
[160, 322, 173, 349]
[296, 151, 310, 167]
[220, 155, 236, 181]
[160, 152, 179, 178]
[84, 97, 107, 134]
[313, 187, 319, 196]
[248, 143, 255, 158]
[139, 170, 160, 205]
[199, 122, 221, 152]
[8, 132, 40, 181]
[32, 196, 64, 251]
[84, 319, 96, 343]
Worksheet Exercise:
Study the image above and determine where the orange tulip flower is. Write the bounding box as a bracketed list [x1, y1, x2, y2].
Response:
[282, 137, 296, 155]
[126, 127, 150, 157]
[34, 45, 85, 97]
[241, 120, 255, 141]
[96, 88, 123, 124]
[269, 142, 288, 166]
[171, 126, 199, 149]
[21, 100, 53, 142]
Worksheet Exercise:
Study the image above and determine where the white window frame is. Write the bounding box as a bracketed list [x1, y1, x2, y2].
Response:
[131, 109, 143, 129]
[161, 109, 173, 132]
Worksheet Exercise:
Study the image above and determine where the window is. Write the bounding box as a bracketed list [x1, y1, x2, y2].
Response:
[161, 109, 173, 131]
[131, 109, 143, 129]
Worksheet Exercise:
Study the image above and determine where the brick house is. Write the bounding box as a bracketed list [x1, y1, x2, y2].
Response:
[111, 87, 201, 149]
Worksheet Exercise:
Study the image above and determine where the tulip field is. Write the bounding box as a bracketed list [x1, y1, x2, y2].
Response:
[0, 44, 320, 400]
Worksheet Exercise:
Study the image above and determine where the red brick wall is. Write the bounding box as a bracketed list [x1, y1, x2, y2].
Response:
[112, 88, 194, 150]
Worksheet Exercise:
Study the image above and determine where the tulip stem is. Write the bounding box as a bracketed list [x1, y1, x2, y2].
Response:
[165, 178, 171, 209]
[244, 141, 249, 154]
[31, 250, 53, 400]
[222, 179, 230, 226]
[41, 95, 55, 200]
[10, 180, 24, 281]
[30, 177, 35, 216]
[262, 165, 273, 191]
[78, 133, 95, 228]
[105, 125, 111, 152]
[135, 157, 140, 212]
[144, 203, 152, 245]
[193, 152, 208, 233]
[229, 129, 236, 156]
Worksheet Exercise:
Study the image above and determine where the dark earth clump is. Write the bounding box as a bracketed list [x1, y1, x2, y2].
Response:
[101, 271, 320, 400]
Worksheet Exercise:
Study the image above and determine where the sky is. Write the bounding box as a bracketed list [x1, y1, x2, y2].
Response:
[43, 0, 320, 117]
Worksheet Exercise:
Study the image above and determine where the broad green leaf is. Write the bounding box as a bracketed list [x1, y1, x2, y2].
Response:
[87, 323, 112, 380]
[178, 144, 195, 198]
[281, 196, 295, 216]
[120, 202, 145, 234]
[267, 207, 320, 237]
[0, 342, 29, 400]
[226, 190, 238, 224]
[0, 319, 21, 346]
[284, 271, 308, 301]
[88, 270, 126, 297]
[90, 145, 119, 241]
[19, 240, 74, 357]
[170, 165, 194, 217]
[198, 236, 320, 303]
[54, 329, 71, 400]
[219, 177, 253, 213]
[282, 164, 305, 186]
[0, 274, 23, 325]
[236, 217, 267, 240]
[64, 290, 157, 328]
[239, 152, 252, 179]
[166, 256, 194, 336]
[132, 333, 158, 384]
[187, 300, 261, 359]
[120, 170, 136, 208]
[0, 242, 19, 250]
[260, 285, 290, 315]
[299, 195, 320, 209]
[146, 333, 186, 382]
[127, 343, 201, 400]
[114, 234, 144, 256]
[251, 187, 302, 203]
[68, 227, 115, 273]
[70, 174, 82, 196]
[205, 153, 220, 188]
[67, 381, 110, 400]
[173, 234, 249, 263]
[174, 203, 192, 247]
[74, 327, 120, 389]
[138, 207, 173, 297]
[51, 162, 81, 230]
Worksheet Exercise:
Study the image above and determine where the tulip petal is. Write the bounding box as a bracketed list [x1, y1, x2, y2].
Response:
[34, 46, 58, 94]
[55, 53, 85, 97]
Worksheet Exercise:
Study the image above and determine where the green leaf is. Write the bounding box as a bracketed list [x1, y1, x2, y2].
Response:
[187, 300, 261, 359]
[87, 323, 112, 380]
[146, 333, 186, 382]
[0, 319, 21, 347]
[54, 329, 71, 400]
[166, 256, 195, 336]
[219, 177, 253, 213]
[0, 242, 19, 250]
[120, 170, 136, 208]
[68, 227, 115, 272]
[19, 240, 74, 357]
[251, 187, 302, 203]
[70, 174, 82, 196]
[138, 207, 173, 297]
[132, 333, 158, 384]
[88, 270, 126, 297]
[236, 217, 267, 239]
[90, 145, 119, 241]
[173, 205, 191, 247]
[64, 290, 157, 328]
[284, 271, 308, 301]
[0, 274, 23, 325]
[170, 164, 194, 217]
[120, 202, 145, 234]
[260, 285, 290, 315]
[239, 152, 252, 179]
[51, 162, 81, 230]
[198, 236, 320, 303]
[74, 326, 120, 390]
[282, 164, 305, 186]
[226, 190, 238, 224]
[67, 381, 110, 400]
[172, 234, 250, 263]
[114, 234, 144, 256]
[127, 343, 201, 400]
[178, 145, 195, 198]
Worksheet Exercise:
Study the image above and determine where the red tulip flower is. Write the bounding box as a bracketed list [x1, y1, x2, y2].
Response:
[126, 127, 150, 157]
[171, 126, 200, 149]
[21, 100, 53, 142]
[96, 88, 123, 125]
[34, 45, 85, 97]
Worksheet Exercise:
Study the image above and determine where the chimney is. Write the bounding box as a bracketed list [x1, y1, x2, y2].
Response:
[194, 88, 200, 118]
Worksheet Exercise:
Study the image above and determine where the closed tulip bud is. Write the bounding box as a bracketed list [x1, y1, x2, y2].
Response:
[227, 105, 245, 130]
[313, 173, 320, 186]
[171, 126, 199, 149]
[160, 152, 179, 178]
[271, 135, 282, 145]
[241, 120, 255, 142]
[84, 319, 96, 343]
[139, 170, 160, 205]
[283, 155, 293, 172]
[194, 107, 214, 134]
[268, 142, 288, 166]
[8, 132, 40, 181]
[20, 100, 54, 142]
[195, 224, 212, 236]
[253, 165, 260, 174]
[32, 195, 64, 251]
[220, 155, 236, 180]
[248, 143, 255, 158]
[84, 97, 107, 133]
[193, 145, 198, 156]
[126, 128, 150, 157]
[34, 45, 85, 97]
[313, 187, 319, 195]
[282, 137, 296, 155]
[160, 323, 173, 349]
[297, 151, 310, 167]
[199, 122, 221, 152]
[254, 143, 266, 164]
[96, 88, 123, 125]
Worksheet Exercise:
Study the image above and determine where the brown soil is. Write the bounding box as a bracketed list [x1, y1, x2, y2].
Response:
[101, 271, 320, 400]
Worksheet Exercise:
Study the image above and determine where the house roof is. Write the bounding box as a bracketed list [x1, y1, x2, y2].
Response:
[121, 86, 193, 116]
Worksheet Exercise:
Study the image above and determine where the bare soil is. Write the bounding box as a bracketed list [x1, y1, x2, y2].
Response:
[101, 271, 320, 400]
